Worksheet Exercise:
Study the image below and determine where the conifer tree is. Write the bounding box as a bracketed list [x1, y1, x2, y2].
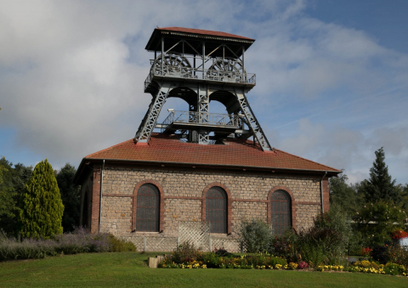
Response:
[20, 159, 64, 239]
[56, 163, 80, 232]
[359, 147, 402, 204]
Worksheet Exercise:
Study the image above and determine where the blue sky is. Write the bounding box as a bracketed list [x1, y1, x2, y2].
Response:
[1, 0, 407, 185]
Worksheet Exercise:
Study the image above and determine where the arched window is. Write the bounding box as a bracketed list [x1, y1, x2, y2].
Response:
[206, 187, 227, 233]
[270, 190, 291, 235]
[136, 184, 160, 232]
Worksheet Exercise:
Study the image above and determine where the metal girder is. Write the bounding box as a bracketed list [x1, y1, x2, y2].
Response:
[135, 83, 172, 143]
[197, 84, 209, 144]
[234, 89, 272, 151]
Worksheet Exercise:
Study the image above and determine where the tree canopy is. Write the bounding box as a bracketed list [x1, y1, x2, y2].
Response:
[359, 147, 402, 205]
[56, 163, 81, 232]
[329, 172, 363, 215]
[20, 159, 64, 239]
[0, 157, 32, 236]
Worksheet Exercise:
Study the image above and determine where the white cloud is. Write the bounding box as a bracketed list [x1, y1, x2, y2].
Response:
[0, 0, 407, 185]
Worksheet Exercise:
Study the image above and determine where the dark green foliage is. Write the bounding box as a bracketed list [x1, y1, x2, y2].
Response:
[20, 159, 64, 239]
[271, 206, 351, 266]
[108, 234, 137, 252]
[371, 245, 390, 264]
[354, 201, 406, 247]
[172, 242, 203, 263]
[330, 173, 363, 215]
[213, 248, 231, 257]
[238, 219, 273, 253]
[0, 157, 32, 236]
[56, 164, 81, 232]
[161, 243, 287, 269]
[400, 184, 408, 210]
[359, 147, 402, 205]
[387, 243, 408, 266]
[0, 161, 16, 219]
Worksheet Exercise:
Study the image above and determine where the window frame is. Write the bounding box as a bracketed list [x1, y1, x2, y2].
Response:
[267, 187, 296, 234]
[201, 183, 232, 234]
[132, 180, 164, 233]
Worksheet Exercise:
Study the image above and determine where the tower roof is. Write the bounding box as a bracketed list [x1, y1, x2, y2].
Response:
[145, 27, 255, 57]
[75, 134, 340, 183]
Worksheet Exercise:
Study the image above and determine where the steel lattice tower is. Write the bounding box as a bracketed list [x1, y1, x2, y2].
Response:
[135, 27, 272, 151]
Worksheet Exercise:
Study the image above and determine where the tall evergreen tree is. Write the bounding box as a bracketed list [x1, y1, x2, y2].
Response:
[56, 164, 80, 232]
[359, 147, 402, 204]
[20, 159, 64, 239]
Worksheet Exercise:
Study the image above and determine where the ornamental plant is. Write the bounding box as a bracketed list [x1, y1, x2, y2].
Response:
[362, 247, 373, 257]
[354, 201, 406, 247]
[238, 219, 273, 253]
[20, 159, 64, 239]
[298, 261, 308, 269]
[387, 244, 408, 266]
[392, 229, 408, 240]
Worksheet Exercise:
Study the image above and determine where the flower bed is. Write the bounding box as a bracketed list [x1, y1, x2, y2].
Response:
[157, 244, 408, 277]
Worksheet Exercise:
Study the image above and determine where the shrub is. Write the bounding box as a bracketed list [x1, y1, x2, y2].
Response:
[354, 201, 406, 247]
[0, 228, 135, 261]
[213, 247, 231, 257]
[172, 242, 203, 263]
[383, 262, 405, 276]
[53, 228, 111, 254]
[298, 261, 308, 269]
[202, 252, 221, 268]
[238, 219, 273, 253]
[387, 244, 408, 266]
[108, 235, 136, 252]
[371, 245, 390, 264]
[270, 206, 350, 267]
[270, 234, 297, 262]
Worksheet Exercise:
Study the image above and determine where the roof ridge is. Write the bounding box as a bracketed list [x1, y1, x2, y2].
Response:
[273, 148, 341, 172]
[81, 135, 340, 174]
[158, 27, 255, 41]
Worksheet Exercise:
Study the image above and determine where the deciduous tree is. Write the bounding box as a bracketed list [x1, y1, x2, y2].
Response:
[329, 172, 363, 214]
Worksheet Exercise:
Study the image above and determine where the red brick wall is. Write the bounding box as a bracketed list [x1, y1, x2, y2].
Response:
[90, 167, 101, 234]
[322, 178, 330, 212]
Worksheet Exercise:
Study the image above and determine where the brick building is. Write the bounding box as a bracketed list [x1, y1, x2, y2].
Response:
[74, 27, 340, 251]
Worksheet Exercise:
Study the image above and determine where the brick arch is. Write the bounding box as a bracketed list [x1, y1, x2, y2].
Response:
[132, 180, 165, 232]
[267, 186, 297, 230]
[201, 182, 232, 234]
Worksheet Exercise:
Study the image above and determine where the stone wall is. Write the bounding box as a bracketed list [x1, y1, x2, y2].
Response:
[89, 165, 326, 251]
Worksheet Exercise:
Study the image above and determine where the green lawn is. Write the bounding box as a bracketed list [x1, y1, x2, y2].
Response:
[0, 252, 407, 288]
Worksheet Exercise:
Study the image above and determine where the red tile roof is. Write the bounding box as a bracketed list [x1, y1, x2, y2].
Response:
[157, 27, 255, 41]
[83, 134, 340, 174]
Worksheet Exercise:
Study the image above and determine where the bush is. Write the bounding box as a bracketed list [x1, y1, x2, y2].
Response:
[172, 242, 203, 263]
[108, 235, 136, 252]
[0, 228, 135, 261]
[238, 219, 273, 253]
[371, 245, 390, 264]
[270, 235, 297, 262]
[386, 244, 408, 266]
[270, 206, 351, 267]
[354, 201, 406, 247]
